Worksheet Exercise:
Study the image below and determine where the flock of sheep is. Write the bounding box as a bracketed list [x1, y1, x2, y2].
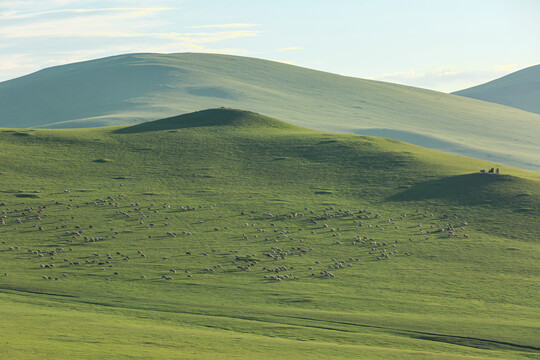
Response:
[0, 186, 471, 285]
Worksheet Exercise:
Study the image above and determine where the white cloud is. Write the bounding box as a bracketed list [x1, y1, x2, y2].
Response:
[372, 67, 459, 81]
[493, 64, 519, 72]
[370, 65, 527, 92]
[0, 7, 173, 38]
[0, 54, 34, 71]
[0, 54, 49, 81]
[189, 23, 260, 29]
[0, 1, 93, 14]
[153, 31, 261, 43]
[276, 47, 302, 52]
[0, 6, 260, 44]
[0, 7, 174, 20]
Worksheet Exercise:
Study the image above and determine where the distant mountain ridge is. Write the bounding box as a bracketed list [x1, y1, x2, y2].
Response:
[0, 53, 539, 171]
[453, 64, 540, 114]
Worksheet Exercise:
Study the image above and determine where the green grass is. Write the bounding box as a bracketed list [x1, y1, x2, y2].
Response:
[1, 53, 539, 171]
[0, 109, 538, 359]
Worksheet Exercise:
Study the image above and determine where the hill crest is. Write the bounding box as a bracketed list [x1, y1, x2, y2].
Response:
[114, 108, 301, 134]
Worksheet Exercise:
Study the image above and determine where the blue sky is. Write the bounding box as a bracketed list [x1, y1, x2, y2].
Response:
[1, 0, 538, 92]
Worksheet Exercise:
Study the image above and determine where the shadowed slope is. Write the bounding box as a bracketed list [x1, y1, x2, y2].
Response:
[453, 64, 540, 114]
[390, 173, 540, 210]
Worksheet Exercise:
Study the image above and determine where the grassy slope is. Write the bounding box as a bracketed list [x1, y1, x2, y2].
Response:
[453, 64, 540, 115]
[1, 53, 539, 172]
[0, 109, 539, 359]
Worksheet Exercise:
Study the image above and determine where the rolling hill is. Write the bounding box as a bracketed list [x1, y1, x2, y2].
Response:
[0, 109, 539, 359]
[1, 53, 539, 172]
[453, 64, 540, 114]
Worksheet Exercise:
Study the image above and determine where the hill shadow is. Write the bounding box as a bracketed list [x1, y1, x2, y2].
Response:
[355, 128, 460, 152]
[354, 128, 502, 162]
[186, 86, 238, 99]
[390, 173, 519, 206]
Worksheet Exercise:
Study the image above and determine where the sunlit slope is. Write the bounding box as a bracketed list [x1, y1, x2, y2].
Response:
[1, 53, 539, 171]
[1, 108, 539, 220]
[0, 109, 539, 359]
[453, 64, 540, 114]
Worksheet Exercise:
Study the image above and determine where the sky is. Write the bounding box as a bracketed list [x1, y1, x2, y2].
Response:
[0, 0, 538, 92]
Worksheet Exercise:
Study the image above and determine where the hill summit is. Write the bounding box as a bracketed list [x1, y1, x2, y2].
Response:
[115, 108, 300, 134]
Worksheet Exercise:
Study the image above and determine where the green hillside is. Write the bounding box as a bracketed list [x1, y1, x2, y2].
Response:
[1, 53, 539, 171]
[453, 64, 540, 114]
[0, 109, 539, 359]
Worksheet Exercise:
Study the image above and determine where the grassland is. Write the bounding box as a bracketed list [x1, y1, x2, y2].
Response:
[0, 109, 538, 359]
[1, 53, 539, 171]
